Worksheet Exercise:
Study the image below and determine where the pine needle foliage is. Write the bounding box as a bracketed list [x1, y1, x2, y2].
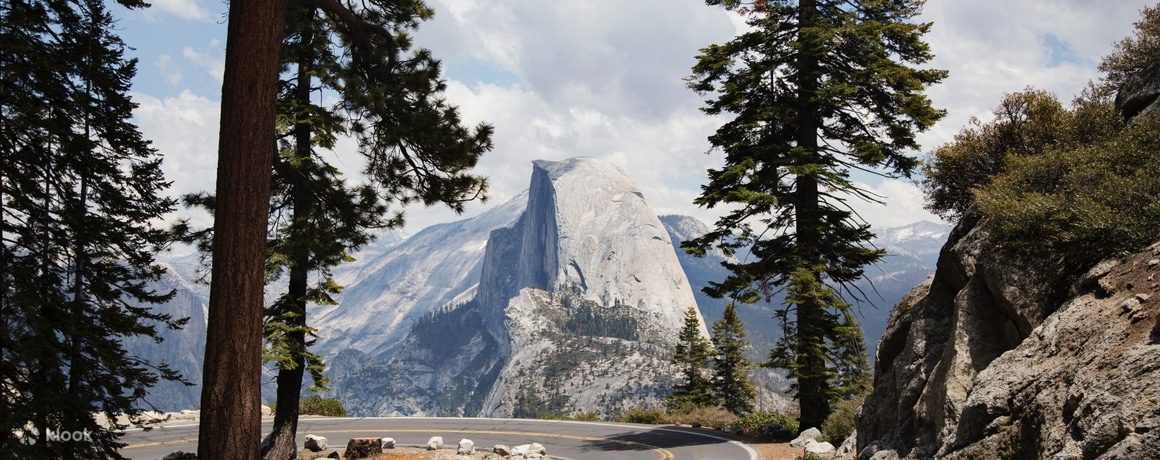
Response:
[667, 307, 716, 410]
[178, 0, 492, 457]
[710, 303, 757, 415]
[685, 0, 945, 430]
[1, 0, 186, 456]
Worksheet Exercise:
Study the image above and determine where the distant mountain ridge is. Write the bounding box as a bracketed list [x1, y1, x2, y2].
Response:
[661, 215, 949, 362]
[129, 160, 950, 413]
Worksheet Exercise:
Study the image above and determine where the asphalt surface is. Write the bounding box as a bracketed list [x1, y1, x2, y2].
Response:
[118, 417, 757, 459]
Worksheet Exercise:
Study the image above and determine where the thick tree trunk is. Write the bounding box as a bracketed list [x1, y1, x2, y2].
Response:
[793, 0, 830, 433]
[197, 0, 286, 456]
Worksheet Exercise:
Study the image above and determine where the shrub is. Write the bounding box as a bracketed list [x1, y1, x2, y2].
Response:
[796, 453, 830, 460]
[921, 89, 1074, 220]
[541, 411, 600, 421]
[820, 393, 865, 444]
[669, 405, 735, 430]
[976, 114, 1160, 268]
[614, 406, 668, 425]
[730, 410, 799, 440]
[299, 395, 346, 417]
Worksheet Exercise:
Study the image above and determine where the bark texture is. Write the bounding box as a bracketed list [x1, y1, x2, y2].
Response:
[197, 0, 287, 457]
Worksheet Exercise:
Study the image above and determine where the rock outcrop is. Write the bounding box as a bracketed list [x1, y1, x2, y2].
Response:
[859, 212, 1160, 458]
[328, 157, 707, 416]
[1116, 63, 1160, 123]
[476, 158, 708, 416]
[312, 194, 527, 360]
[120, 266, 207, 411]
[477, 158, 702, 335]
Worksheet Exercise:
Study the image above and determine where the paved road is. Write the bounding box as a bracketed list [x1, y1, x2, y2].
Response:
[119, 417, 756, 459]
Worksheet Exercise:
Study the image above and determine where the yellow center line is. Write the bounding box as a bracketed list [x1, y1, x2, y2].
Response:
[122, 428, 674, 459]
[121, 438, 199, 449]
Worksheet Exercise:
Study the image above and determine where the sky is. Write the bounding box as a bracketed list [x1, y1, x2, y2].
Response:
[116, 0, 1157, 236]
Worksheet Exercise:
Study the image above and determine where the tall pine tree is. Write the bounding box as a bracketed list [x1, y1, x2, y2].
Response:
[180, 0, 492, 457]
[195, 0, 286, 455]
[711, 303, 756, 415]
[685, 0, 945, 430]
[1, 0, 186, 457]
[667, 307, 716, 411]
[263, 0, 490, 455]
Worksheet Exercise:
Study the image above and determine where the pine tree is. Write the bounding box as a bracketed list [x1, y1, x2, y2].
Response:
[1, 0, 186, 456]
[711, 303, 756, 415]
[685, 0, 946, 430]
[667, 307, 715, 411]
[195, 0, 287, 456]
[179, 0, 492, 457]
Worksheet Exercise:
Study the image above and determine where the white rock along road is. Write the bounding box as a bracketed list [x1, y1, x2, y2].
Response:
[118, 417, 758, 459]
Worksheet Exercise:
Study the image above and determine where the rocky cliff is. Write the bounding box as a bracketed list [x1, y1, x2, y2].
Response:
[332, 157, 708, 417]
[858, 212, 1160, 458]
[312, 195, 526, 360]
[121, 264, 207, 412]
[476, 158, 708, 416]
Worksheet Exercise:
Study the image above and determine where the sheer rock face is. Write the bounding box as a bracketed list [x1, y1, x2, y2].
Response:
[859, 212, 1160, 459]
[122, 268, 208, 411]
[475, 158, 707, 416]
[311, 192, 527, 360]
[330, 157, 706, 416]
[1116, 63, 1160, 123]
[478, 157, 703, 337]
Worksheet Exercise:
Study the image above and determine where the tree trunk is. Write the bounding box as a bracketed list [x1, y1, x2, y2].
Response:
[262, 257, 309, 459]
[262, 31, 315, 457]
[793, 0, 830, 433]
[197, 0, 286, 456]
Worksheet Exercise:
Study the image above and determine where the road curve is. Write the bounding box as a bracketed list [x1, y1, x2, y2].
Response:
[118, 417, 757, 459]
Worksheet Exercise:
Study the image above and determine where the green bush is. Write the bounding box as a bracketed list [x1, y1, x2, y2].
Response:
[976, 114, 1160, 268]
[541, 411, 600, 421]
[614, 406, 668, 425]
[820, 394, 865, 444]
[299, 395, 346, 417]
[921, 89, 1078, 220]
[922, 87, 1124, 221]
[668, 405, 735, 430]
[730, 410, 799, 440]
[796, 453, 830, 460]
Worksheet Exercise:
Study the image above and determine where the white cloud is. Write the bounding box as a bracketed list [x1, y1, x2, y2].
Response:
[916, 0, 1154, 149]
[852, 179, 943, 230]
[182, 40, 224, 83]
[143, 0, 213, 21]
[132, 90, 220, 228]
[157, 54, 182, 86]
[419, 0, 735, 119]
[125, 0, 1157, 235]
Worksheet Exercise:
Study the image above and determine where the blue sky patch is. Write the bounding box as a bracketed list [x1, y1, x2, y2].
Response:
[444, 56, 522, 88]
[1042, 33, 1079, 66]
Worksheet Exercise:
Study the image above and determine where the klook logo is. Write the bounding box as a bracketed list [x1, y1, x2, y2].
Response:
[19, 428, 93, 445]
